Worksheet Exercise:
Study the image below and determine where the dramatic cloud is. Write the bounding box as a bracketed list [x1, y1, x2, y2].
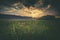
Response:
[0, 3, 57, 18]
[0, 0, 60, 18]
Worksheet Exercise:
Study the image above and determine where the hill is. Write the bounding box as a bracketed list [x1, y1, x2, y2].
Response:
[0, 14, 32, 19]
[39, 15, 56, 20]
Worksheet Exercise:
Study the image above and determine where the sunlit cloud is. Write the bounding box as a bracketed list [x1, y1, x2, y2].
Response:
[0, 2, 57, 19]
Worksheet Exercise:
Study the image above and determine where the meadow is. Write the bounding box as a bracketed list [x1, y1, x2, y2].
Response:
[0, 20, 60, 40]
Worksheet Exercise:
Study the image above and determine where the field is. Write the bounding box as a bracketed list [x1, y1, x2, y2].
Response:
[0, 20, 60, 40]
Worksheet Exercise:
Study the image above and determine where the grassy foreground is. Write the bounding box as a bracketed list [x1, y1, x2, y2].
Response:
[0, 20, 60, 40]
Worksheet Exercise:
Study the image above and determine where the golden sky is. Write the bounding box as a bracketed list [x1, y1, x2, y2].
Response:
[0, 2, 57, 18]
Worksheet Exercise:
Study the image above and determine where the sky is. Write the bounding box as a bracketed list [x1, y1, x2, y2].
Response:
[0, 0, 60, 18]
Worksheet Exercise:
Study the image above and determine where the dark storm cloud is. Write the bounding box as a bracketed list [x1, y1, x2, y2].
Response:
[0, 0, 39, 7]
[44, 0, 60, 16]
[0, 0, 60, 8]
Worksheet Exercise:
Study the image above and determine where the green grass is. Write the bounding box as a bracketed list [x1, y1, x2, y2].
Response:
[0, 20, 60, 40]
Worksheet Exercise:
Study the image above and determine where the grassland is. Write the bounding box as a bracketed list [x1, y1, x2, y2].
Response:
[0, 20, 60, 40]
